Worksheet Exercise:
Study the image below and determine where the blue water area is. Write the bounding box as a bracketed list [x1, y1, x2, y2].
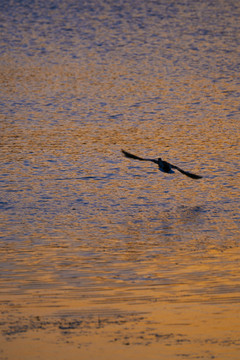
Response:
[0, 0, 239, 307]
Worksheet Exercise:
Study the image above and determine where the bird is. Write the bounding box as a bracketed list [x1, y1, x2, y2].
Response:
[121, 149, 202, 179]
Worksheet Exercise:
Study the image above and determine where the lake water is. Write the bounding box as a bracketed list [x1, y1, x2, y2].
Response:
[0, 0, 240, 359]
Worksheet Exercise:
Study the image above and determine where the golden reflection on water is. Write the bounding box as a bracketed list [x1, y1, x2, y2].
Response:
[1, 0, 240, 359]
[1, 88, 240, 359]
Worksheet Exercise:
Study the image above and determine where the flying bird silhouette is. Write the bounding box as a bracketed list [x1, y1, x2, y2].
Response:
[122, 149, 202, 179]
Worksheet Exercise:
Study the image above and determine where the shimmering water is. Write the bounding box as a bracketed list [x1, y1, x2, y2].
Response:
[1, 1, 240, 359]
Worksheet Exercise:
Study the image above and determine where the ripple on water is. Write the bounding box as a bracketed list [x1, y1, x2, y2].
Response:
[1, 0, 240, 359]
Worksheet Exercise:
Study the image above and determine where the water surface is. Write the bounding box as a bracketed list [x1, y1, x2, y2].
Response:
[1, 1, 240, 359]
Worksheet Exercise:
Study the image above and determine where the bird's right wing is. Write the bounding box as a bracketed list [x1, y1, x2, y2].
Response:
[172, 165, 202, 179]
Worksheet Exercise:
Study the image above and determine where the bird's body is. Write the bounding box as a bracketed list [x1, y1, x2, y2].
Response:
[157, 158, 175, 174]
[121, 149, 202, 179]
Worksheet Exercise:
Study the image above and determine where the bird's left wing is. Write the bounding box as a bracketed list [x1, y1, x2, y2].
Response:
[121, 149, 156, 162]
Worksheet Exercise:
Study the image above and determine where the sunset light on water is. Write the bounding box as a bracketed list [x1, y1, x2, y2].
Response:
[1, 1, 240, 359]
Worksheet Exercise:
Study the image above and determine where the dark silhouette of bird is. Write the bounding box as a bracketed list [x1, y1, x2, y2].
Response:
[121, 149, 202, 179]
